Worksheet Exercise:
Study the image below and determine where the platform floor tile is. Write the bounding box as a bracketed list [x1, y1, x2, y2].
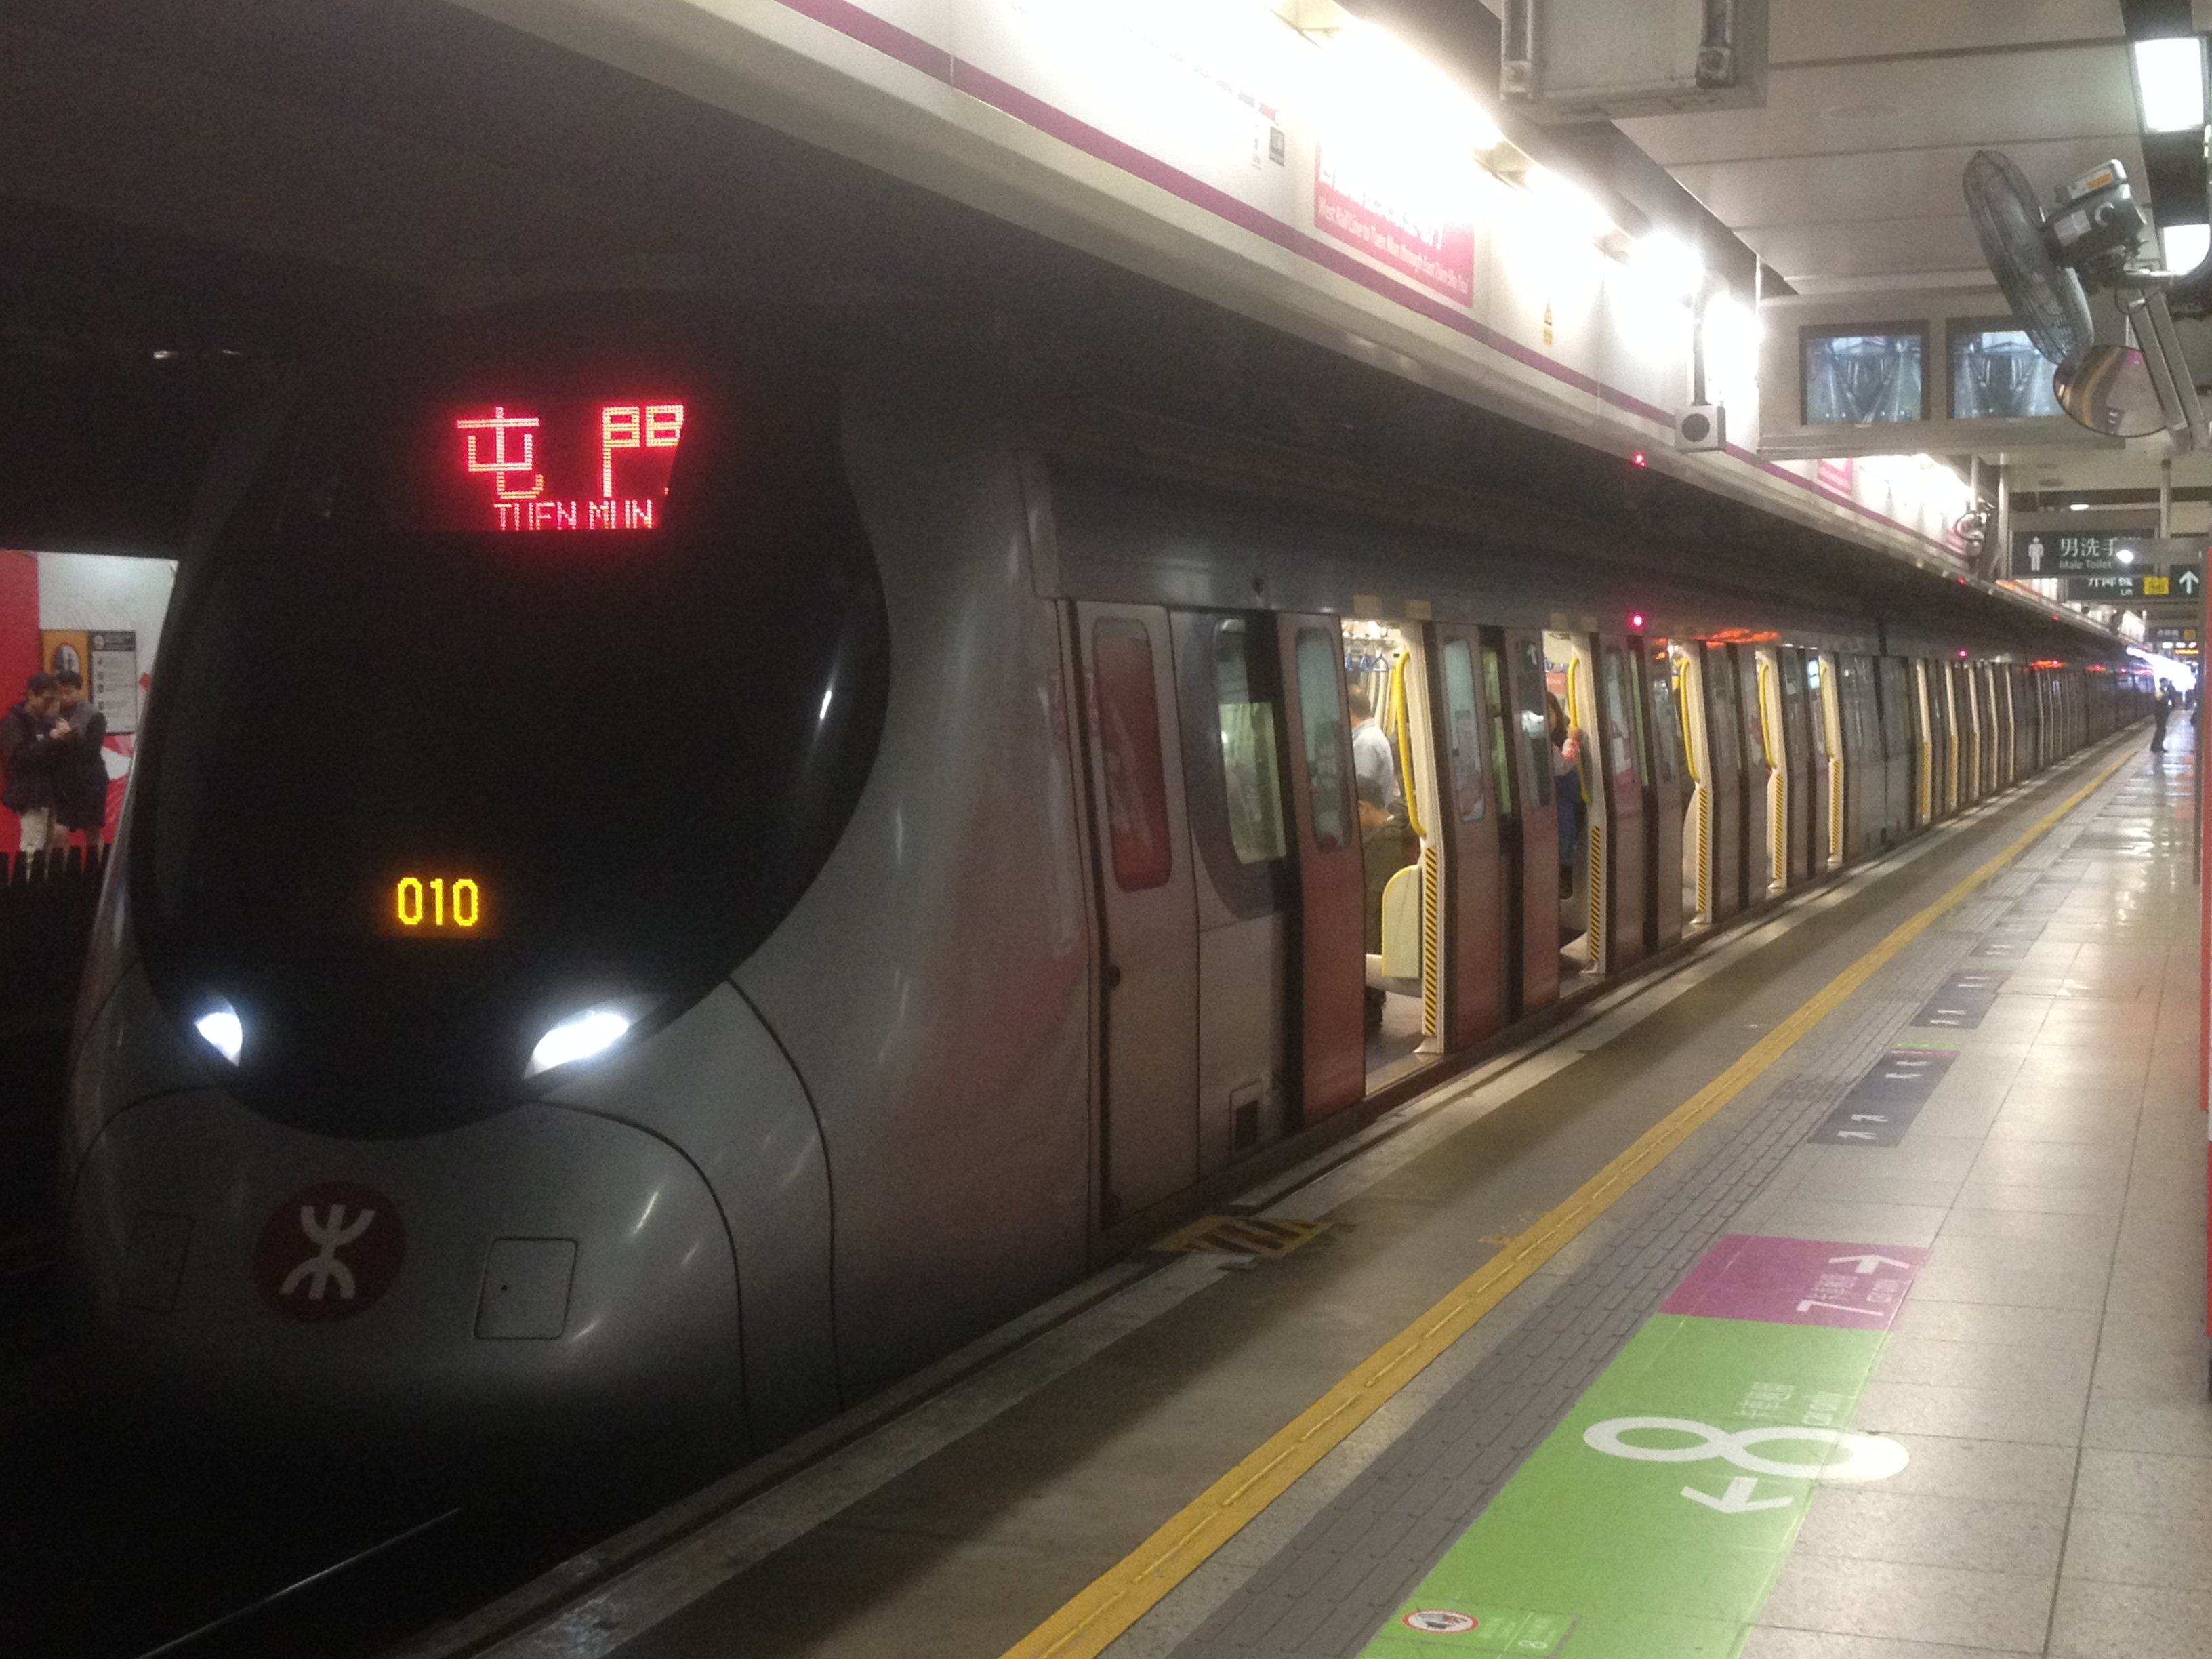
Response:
[1118, 740, 2208, 1659]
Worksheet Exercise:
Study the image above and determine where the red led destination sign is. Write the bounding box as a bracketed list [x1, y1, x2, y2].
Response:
[431, 399, 687, 533]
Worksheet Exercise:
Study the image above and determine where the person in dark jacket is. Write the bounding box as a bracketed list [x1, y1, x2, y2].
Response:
[1, 672, 68, 854]
[52, 670, 110, 853]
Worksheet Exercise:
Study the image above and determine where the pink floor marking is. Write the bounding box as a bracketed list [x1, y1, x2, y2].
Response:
[1662, 1234, 1928, 1330]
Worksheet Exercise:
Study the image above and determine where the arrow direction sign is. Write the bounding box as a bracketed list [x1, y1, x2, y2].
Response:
[2179, 567, 2203, 596]
[1682, 1476, 1793, 1513]
[1829, 1253, 1915, 1273]
[1835, 1130, 1877, 1140]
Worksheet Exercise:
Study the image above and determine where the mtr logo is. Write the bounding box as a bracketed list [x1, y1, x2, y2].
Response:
[251, 1182, 407, 1323]
[447, 400, 686, 533]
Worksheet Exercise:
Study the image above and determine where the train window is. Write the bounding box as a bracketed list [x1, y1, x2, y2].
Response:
[134, 313, 890, 1132]
[1738, 654, 1769, 769]
[1514, 638, 1553, 808]
[1645, 650, 1680, 787]
[1601, 647, 1639, 785]
[1806, 660, 1830, 763]
[1441, 638, 1487, 821]
[1213, 620, 1288, 865]
[1092, 619, 1176, 892]
[1294, 628, 1353, 849]
[1481, 646, 1515, 816]
[1706, 653, 1742, 776]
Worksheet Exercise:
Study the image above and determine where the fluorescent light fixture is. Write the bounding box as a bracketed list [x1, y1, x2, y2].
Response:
[2070, 501, 2091, 510]
[526, 1005, 636, 1078]
[1630, 232, 1703, 300]
[1328, 16, 1502, 151]
[2162, 222, 2211, 272]
[1523, 164, 1618, 243]
[2133, 37, 2207, 132]
[194, 1002, 243, 1065]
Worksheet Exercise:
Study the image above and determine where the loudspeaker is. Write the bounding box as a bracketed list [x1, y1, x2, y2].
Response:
[1675, 403, 1725, 451]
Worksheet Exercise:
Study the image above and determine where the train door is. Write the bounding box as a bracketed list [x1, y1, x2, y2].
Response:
[1548, 630, 1607, 977]
[1879, 657, 1916, 842]
[1277, 616, 1366, 1124]
[1639, 639, 1687, 951]
[1939, 663, 1961, 816]
[1911, 659, 1929, 823]
[1999, 668, 2018, 785]
[1990, 665, 2010, 790]
[1504, 630, 1561, 1013]
[1596, 636, 1649, 972]
[1835, 655, 1871, 862]
[1479, 634, 1530, 1019]
[1689, 643, 1746, 925]
[1343, 619, 1444, 1082]
[1735, 646, 1774, 905]
[1778, 649, 1814, 886]
[1077, 603, 1199, 1219]
[1753, 649, 1785, 893]
[1960, 663, 1983, 807]
[1799, 651, 1832, 877]
[1170, 613, 1294, 1176]
[1432, 626, 1507, 1048]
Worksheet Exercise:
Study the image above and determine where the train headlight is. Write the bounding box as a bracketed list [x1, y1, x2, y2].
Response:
[525, 1004, 636, 1079]
[193, 1000, 244, 1065]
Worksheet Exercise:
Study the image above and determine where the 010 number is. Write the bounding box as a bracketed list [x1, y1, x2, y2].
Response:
[395, 875, 483, 930]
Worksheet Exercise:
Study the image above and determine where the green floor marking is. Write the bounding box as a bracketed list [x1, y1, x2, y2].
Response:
[1362, 1314, 1900, 1658]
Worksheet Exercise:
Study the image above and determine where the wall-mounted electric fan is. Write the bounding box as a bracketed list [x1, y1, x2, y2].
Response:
[1963, 149, 2206, 447]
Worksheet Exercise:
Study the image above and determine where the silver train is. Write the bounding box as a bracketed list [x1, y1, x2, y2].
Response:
[62, 299, 2145, 1460]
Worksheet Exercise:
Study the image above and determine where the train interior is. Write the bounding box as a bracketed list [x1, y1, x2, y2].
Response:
[1344, 619, 1439, 1087]
[1078, 604, 2138, 1231]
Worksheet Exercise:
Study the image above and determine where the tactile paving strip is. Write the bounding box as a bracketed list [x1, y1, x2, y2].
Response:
[1170, 765, 2129, 1658]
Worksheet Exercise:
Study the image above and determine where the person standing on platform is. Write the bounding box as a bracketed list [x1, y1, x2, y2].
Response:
[2150, 684, 2171, 753]
[1, 672, 69, 855]
[1348, 685, 1401, 817]
[52, 670, 109, 855]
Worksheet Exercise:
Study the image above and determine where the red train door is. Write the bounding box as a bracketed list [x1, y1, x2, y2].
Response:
[1278, 615, 1366, 1123]
[1504, 629, 1561, 1014]
[1076, 603, 1199, 1223]
[1596, 636, 1647, 972]
[1431, 625, 1507, 1047]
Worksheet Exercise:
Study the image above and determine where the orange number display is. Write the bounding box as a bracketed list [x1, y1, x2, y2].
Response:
[391, 875, 487, 935]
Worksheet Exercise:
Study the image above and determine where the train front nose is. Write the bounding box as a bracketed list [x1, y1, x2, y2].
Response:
[64, 1090, 747, 1462]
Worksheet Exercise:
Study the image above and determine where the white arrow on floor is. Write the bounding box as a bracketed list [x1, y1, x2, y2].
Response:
[1828, 1253, 1915, 1273]
[1682, 1477, 1793, 1513]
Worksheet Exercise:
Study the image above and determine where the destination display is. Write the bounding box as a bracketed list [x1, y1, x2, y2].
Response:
[424, 398, 687, 533]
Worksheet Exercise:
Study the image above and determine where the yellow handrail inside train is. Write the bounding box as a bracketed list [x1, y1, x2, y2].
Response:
[1674, 655, 1703, 785]
[1389, 652, 1427, 842]
[1565, 654, 1591, 802]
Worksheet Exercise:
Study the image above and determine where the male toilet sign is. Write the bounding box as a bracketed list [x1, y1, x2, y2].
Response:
[252, 1181, 406, 1321]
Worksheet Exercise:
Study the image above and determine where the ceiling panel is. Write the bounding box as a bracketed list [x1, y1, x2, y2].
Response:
[1619, 47, 2135, 167]
[1745, 216, 1992, 280]
[1666, 137, 2147, 232]
[1769, 0, 2119, 64]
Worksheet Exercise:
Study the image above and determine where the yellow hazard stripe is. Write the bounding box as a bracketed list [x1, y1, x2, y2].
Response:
[998, 744, 2132, 1659]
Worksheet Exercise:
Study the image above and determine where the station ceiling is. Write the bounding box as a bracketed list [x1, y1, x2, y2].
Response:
[1618, 1, 2151, 298]
[1607, 0, 2212, 516]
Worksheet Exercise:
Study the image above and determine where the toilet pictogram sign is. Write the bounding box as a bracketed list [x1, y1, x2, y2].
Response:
[251, 1181, 405, 1322]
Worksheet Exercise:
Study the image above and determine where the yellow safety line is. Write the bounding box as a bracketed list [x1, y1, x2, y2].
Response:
[1000, 744, 2133, 1659]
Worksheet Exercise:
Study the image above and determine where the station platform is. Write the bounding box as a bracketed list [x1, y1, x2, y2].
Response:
[420, 724, 2205, 1659]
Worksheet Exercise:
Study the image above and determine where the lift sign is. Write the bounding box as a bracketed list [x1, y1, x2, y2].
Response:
[437, 400, 685, 532]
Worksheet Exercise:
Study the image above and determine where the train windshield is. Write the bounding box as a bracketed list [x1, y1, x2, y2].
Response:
[136, 316, 886, 1133]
